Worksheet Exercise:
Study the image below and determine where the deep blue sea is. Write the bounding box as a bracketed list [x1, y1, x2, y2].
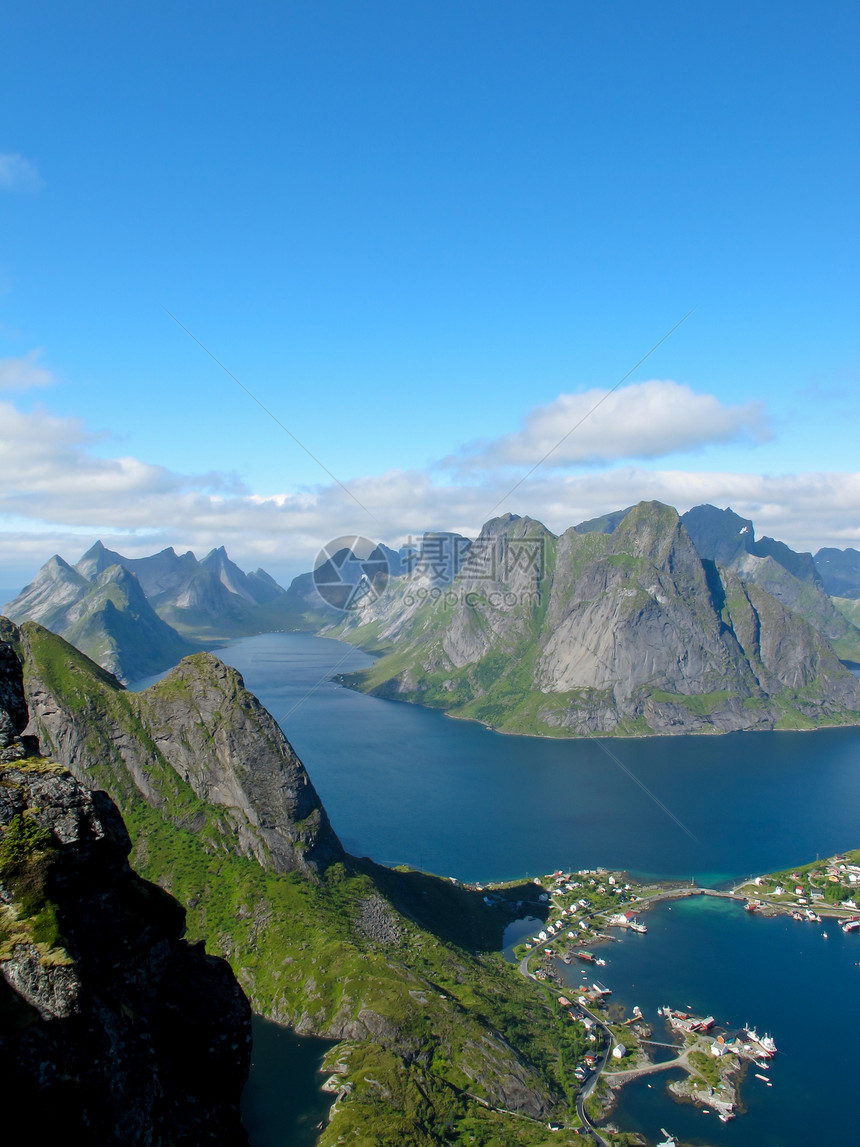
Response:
[135, 632, 860, 1146]
[215, 632, 860, 885]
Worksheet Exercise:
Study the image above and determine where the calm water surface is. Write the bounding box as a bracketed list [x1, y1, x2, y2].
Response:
[137, 633, 860, 1146]
[241, 1018, 336, 1147]
[558, 895, 859, 1146]
[214, 632, 860, 885]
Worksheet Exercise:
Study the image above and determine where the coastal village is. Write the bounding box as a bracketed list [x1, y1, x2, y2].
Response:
[474, 848, 860, 1145]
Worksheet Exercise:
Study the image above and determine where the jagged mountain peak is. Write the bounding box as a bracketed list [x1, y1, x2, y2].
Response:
[476, 512, 554, 541]
[335, 498, 860, 737]
[574, 505, 634, 535]
[44, 553, 78, 575]
[75, 540, 126, 581]
[679, 503, 860, 655]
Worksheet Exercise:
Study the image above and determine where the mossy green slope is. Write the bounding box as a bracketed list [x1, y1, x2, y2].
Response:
[10, 620, 583, 1144]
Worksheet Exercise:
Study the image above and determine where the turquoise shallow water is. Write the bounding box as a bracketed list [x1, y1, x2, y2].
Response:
[557, 894, 859, 1146]
[134, 633, 860, 1146]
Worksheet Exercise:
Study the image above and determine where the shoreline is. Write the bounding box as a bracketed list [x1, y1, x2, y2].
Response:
[500, 849, 859, 1143]
[329, 641, 860, 742]
[339, 670, 860, 742]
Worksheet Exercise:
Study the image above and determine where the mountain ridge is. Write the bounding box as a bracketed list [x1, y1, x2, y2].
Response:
[3, 617, 582, 1144]
[0, 627, 251, 1144]
[332, 501, 860, 737]
[4, 542, 315, 683]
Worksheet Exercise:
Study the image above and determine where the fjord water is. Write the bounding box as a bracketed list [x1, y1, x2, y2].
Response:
[147, 633, 860, 1146]
[215, 632, 860, 884]
[241, 1018, 336, 1147]
[558, 894, 860, 1146]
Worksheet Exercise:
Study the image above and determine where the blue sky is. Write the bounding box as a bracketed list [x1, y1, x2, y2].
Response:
[1, 1, 858, 588]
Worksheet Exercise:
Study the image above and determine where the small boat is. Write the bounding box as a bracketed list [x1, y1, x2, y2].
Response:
[745, 1027, 777, 1056]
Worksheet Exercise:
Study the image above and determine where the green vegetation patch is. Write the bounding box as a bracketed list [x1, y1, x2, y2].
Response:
[0, 812, 63, 950]
[688, 1047, 733, 1090]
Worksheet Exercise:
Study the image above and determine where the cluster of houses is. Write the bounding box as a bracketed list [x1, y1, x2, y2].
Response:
[751, 854, 860, 910]
[522, 869, 642, 953]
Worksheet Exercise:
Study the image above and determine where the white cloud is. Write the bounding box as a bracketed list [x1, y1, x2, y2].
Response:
[0, 392, 857, 587]
[0, 351, 55, 391]
[445, 380, 771, 473]
[519, 467, 860, 556]
[0, 152, 44, 192]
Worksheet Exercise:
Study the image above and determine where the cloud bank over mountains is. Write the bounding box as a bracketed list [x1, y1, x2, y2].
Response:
[0, 368, 857, 585]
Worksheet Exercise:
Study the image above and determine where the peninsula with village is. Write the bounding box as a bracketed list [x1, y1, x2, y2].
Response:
[469, 848, 860, 1144]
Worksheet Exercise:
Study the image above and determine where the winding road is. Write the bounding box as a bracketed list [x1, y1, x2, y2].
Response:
[517, 954, 610, 1145]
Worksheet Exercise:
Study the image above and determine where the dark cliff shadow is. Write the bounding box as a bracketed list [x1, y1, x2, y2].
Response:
[351, 856, 548, 952]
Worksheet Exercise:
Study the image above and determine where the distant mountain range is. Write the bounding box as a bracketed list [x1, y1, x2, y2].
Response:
[3, 542, 319, 683]
[6, 506, 860, 728]
[331, 501, 860, 737]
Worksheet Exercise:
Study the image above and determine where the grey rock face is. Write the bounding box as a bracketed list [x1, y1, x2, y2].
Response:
[11, 623, 342, 877]
[1, 941, 81, 1019]
[137, 653, 344, 875]
[337, 502, 860, 736]
[0, 645, 252, 1146]
[0, 770, 252, 1147]
[0, 636, 35, 762]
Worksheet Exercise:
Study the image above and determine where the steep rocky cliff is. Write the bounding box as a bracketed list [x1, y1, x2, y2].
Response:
[681, 504, 860, 660]
[2, 617, 579, 1144]
[0, 635, 251, 1145]
[9, 623, 342, 878]
[334, 502, 860, 736]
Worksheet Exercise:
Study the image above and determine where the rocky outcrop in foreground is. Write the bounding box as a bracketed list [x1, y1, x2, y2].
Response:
[5, 618, 343, 877]
[0, 636, 251, 1145]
